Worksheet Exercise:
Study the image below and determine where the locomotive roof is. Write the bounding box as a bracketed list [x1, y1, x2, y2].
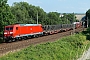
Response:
[19, 24, 41, 26]
[5, 24, 41, 27]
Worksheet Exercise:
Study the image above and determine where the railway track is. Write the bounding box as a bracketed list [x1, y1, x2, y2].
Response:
[0, 27, 85, 57]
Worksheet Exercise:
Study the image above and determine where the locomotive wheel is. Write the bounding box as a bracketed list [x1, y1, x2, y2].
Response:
[4, 40, 8, 43]
[23, 36, 27, 40]
[19, 37, 22, 41]
[27, 36, 31, 39]
[12, 39, 16, 42]
[8, 39, 12, 43]
[35, 35, 39, 38]
[39, 34, 43, 37]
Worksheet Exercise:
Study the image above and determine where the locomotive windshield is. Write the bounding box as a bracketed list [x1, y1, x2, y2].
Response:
[5, 27, 13, 31]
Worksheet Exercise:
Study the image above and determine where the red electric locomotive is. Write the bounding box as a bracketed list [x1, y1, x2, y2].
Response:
[4, 24, 43, 42]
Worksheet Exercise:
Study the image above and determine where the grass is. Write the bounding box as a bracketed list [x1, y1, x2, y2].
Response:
[0, 33, 90, 60]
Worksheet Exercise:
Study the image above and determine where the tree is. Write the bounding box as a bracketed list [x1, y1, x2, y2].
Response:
[60, 13, 76, 24]
[86, 9, 90, 19]
[86, 9, 90, 26]
[0, 0, 15, 34]
[47, 12, 61, 25]
[10, 2, 77, 26]
[11, 2, 30, 23]
[11, 2, 47, 24]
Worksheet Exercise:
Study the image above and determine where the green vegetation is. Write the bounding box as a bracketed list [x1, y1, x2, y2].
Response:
[0, 33, 90, 60]
[82, 27, 90, 42]
[10, 2, 77, 25]
[0, 0, 15, 35]
[86, 9, 90, 26]
[0, 0, 77, 35]
[0, 0, 90, 59]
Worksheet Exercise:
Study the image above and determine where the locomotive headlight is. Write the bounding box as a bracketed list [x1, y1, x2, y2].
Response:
[4, 32, 7, 34]
[10, 32, 13, 34]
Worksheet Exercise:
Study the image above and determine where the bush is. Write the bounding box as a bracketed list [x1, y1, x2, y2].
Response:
[0, 37, 4, 43]
[61, 34, 86, 48]
[0, 33, 4, 43]
[87, 27, 90, 33]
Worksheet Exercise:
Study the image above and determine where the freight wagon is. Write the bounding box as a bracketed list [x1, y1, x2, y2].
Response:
[43, 24, 74, 35]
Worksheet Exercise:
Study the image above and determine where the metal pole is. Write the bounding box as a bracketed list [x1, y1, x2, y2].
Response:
[37, 11, 38, 24]
[67, 18, 68, 24]
[73, 13, 75, 34]
[87, 17, 88, 28]
[83, 22, 84, 31]
[73, 24, 75, 34]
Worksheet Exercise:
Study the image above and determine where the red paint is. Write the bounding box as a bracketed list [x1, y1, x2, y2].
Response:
[4, 24, 43, 38]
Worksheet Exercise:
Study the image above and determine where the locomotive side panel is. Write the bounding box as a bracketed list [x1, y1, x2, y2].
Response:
[15, 24, 43, 37]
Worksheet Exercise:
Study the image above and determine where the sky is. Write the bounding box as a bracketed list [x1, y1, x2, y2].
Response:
[7, 0, 90, 13]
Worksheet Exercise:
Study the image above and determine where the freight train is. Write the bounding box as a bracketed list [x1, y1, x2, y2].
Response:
[4, 22, 82, 42]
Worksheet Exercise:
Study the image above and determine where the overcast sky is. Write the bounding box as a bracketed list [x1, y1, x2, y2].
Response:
[7, 0, 90, 13]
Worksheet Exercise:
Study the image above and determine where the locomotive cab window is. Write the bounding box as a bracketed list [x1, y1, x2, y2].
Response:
[5, 27, 9, 30]
[5, 27, 13, 31]
[10, 27, 13, 30]
[16, 27, 18, 30]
